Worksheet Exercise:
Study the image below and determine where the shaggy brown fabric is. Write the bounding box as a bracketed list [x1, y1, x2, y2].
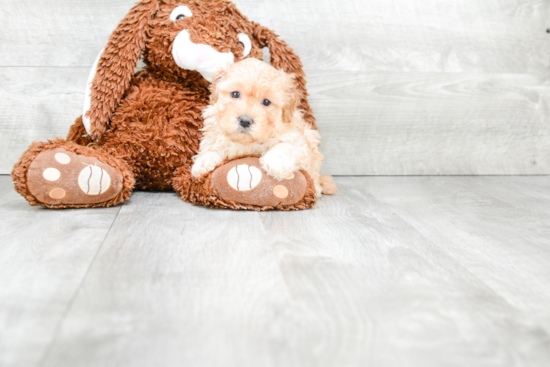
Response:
[12, 139, 135, 209]
[92, 70, 209, 191]
[12, 0, 317, 210]
[173, 155, 317, 211]
[67, 116, 93, 146]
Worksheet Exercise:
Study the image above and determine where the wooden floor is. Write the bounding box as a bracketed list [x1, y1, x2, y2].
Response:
[1, 174, 549, 367]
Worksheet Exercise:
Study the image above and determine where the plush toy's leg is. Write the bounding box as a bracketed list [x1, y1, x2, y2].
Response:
[172, 156, 317, 211]
[12, 139, 135, 209]
[67, 116, 94, 146]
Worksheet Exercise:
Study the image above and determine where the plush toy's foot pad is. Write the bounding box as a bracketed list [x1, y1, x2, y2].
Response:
[212, 157, 307, 207]
[27, 148, 124, 205]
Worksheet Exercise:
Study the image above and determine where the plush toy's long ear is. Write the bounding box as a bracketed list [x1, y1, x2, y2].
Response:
[85, 0, 159, 140]
[252, 23, 316, 129]
[282, 73, 304, 124]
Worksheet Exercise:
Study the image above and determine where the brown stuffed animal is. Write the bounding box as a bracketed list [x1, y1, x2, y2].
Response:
[11, 0, 318, 210]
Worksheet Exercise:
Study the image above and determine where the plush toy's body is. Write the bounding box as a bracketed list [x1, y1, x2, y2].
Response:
[12, 0, 319, 210]
[78, 70, 210, 192]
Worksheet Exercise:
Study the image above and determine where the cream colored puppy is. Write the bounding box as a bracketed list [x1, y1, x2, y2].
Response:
[192, 58, 337, 197]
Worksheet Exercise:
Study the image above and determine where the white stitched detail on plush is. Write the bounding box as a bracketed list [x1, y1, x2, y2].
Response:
[82, 49, 104, 135]
[170, 6, 192, 21]
[227, 164, 261, 191]
[238, 33, 252, 58]
[78, 165, 111, 195]
[172, 30, 234, 82]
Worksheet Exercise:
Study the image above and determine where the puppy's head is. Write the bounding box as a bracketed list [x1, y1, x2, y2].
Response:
[209, 58, 302, 144]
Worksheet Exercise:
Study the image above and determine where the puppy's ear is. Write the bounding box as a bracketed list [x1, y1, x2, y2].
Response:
[86, 0, 159, 140]
[252, 23, 316, 129]
[209, 66, 228, 105]
[282, 73, 303, 124]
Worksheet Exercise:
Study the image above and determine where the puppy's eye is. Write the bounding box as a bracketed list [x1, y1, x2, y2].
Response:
[231, 92, 240, 98]
[262, 99, 271, 106]
[170, 6, 193, 22]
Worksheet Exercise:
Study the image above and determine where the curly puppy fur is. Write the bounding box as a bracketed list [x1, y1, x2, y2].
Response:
[12, 0, 318, 209]
[192, 58, 329, 197]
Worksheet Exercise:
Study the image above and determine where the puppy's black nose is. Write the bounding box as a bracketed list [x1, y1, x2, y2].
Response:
[239, 115, 254, 128]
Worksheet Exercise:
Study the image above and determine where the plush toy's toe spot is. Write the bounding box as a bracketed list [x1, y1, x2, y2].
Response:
[43, 168, 61, 181]
[78, 166, 111, 195]
[273, 185, 289, 199]
[55, 153, 71, 164]
[49, 188, 66, 199]
[286, 173, 294, 180]
[227, 164, 262, 191]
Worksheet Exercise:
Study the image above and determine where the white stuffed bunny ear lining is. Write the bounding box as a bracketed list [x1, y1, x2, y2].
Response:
[82, 49, 104, 136]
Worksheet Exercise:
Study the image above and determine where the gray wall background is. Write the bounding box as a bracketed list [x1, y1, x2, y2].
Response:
[1, 0, 549, 175]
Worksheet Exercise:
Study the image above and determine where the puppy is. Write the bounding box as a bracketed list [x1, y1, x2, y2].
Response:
[192, 58, 337, 197]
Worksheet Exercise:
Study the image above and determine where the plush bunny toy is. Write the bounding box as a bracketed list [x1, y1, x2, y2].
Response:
[12, 0, 318, 210]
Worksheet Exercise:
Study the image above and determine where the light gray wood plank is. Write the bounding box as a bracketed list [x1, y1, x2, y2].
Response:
[365, 176, 550, 333]
[0, 67, 89, 175]
[1, 0, 549, 74]
[0, 0, 129, 67]
[1, 68, 549, 175]
[238, 0, 550, 75]
[37, 177, 550, 367]
[311, 71, 550, 175]
[0, 176, 121, 367]
[455, 176, 550, 224]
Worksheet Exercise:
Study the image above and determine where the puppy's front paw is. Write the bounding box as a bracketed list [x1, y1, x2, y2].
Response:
[192, 152, 223, 178]
[260, 152, 298, 181]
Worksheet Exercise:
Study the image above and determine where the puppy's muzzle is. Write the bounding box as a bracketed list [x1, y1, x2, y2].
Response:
[238, 115, 254, 129]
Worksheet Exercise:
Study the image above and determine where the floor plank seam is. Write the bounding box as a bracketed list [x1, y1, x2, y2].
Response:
[35, 204, 124, 367]
[376, 199, 549, 323]
[470, 183, 550, 232]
